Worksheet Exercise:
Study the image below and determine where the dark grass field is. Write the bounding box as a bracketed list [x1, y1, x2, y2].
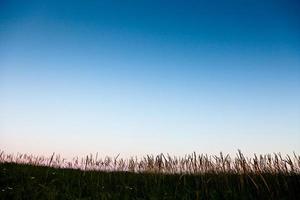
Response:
[1, 162, 300, 200]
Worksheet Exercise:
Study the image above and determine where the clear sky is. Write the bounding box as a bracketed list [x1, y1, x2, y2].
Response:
[1, 0, 300, 158]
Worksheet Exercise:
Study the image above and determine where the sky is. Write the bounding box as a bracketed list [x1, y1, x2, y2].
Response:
[1, 0, 300, 158]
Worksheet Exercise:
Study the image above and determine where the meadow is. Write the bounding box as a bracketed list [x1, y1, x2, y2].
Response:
[0, 150, 299, 199]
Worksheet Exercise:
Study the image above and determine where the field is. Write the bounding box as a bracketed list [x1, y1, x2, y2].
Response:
[1, 151, 300, 199]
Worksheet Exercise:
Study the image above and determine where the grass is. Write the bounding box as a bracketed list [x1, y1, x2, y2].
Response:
[1, 150, 300, 199]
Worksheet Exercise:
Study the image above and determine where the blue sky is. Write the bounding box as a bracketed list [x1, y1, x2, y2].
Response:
[1, 0, 300, 157]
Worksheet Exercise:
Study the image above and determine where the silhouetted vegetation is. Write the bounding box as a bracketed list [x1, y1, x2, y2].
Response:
[1, 151, 299, 199]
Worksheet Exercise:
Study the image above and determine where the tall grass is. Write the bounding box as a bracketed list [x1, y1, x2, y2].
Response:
[1, 150, 300, 199]
[1, 150, 299, 174]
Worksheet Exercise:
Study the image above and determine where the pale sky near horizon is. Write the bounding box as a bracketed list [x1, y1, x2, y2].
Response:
[1, 0, 300, 158]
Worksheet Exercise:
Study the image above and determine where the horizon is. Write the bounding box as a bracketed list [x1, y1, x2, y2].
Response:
[1, 0, 300, 158]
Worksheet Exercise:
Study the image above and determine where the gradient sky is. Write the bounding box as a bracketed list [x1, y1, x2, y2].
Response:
[1, 0, 300, 158]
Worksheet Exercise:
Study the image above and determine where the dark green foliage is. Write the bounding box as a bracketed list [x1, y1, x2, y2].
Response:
[1, 163, 299, 200]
